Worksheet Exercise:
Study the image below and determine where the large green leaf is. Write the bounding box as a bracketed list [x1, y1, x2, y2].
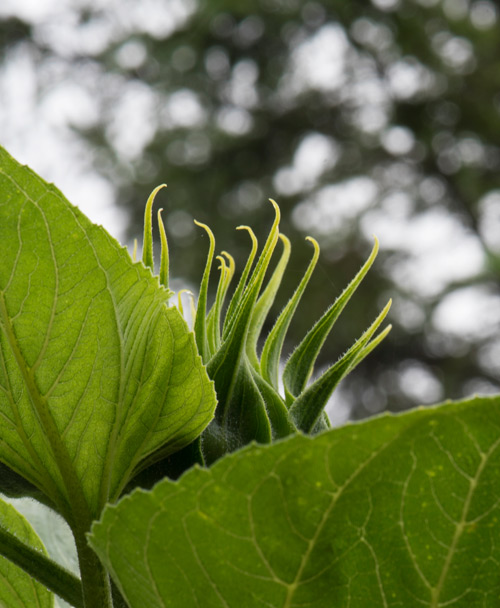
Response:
[90, 395, 500, 607]
[0, 497, 54, 608]
[0, 146, 216, 529]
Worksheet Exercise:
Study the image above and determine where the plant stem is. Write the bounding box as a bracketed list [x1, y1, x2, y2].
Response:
[0, 525, 84, 607]
[111, 578, 130, 608]
[74, 530, 113, 608]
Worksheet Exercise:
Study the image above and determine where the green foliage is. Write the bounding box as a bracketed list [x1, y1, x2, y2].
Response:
[0, 498, 55, 608]
[143, 194, 390, 466]
[2, 0, 500, 420]
[0, 147, 498, 608]
[89, 394, 500, 608]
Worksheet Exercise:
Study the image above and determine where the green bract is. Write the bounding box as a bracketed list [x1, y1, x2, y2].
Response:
[141, 189, 391, 466]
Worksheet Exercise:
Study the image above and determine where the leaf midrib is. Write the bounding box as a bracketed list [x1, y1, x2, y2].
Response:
[0, 289, 77, 524]
[0, 180, 93, 531]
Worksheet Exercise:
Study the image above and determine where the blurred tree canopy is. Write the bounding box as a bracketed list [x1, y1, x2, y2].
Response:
[1, 0, 500, 422]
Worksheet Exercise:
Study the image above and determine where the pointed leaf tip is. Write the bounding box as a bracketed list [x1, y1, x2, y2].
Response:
[224, 225, 259, 335]
[246, 233, 291, 370]
[305, 235, 320, 252]
[193, 219, 215, 235]
[283, 235, 382, 402]
[157, 208, 170, 290]
[177, 289, 194, 318]
[261, 232, 319, 389]
[221, 251, 235, 280]
[142, 184, 167, 270]
[288, 297, 392, 434]
[268, 198, 281, 223]
[193, 220, 216, 362]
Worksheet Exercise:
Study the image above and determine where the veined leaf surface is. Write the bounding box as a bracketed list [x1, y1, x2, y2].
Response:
[90, 396, 500, 607]
[0, 497, 53, 608]
[0, 147, 216, 526]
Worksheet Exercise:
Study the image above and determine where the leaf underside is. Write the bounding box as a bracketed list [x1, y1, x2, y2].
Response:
[0, 497, 53, 608]
[90, 395, 500, 608]
[0, 146, 216, 526]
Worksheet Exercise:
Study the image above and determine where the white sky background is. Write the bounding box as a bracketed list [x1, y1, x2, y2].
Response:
[0, 0, 197, 242]
[0, 0, 499, 415]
